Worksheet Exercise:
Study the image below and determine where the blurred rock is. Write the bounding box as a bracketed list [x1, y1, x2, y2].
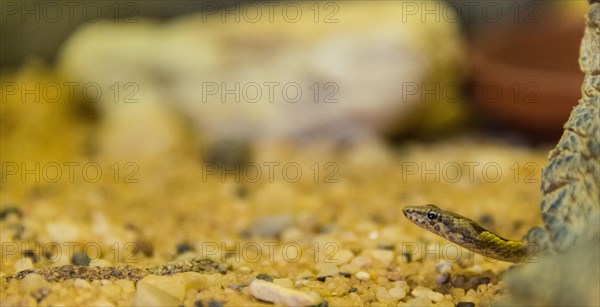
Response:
[57, 1, 465, 154]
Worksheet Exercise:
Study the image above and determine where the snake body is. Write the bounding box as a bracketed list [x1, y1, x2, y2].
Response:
[403, 204, 531, 262]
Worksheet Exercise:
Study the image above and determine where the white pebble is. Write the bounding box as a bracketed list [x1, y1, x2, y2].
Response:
[74, 278, 92, 289]
[350, 256, 373, 268]
[14, 258, 34, 272]
[376, 287, 392, 303]
[388, 287, 406, 299]
[18, 274, 49, 294]
[369, 250, 394, 265]
[334, 249, 355, 264]
[411, 286, 444, 302]
[435, 260, 452, 274]
[355, 271, 371, 281]
[134, 275, 185, 306]
[46, 221, 80, 241]
[248, 279, 319, 306]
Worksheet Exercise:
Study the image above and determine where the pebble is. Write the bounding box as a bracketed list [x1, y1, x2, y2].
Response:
[350, 256, 372, 268]
[18, 274, 49, 294]
[355, 271, 370, 281]
[334, 249, 354, 264]
[46, 221, 80, 241]
[115, 279, 135, 293]
[250, 214, 294, 238]
[411, 286, 444, 302]
[90, 259, 112, 267]
[73, 278, 92, 289]
[435, 260, 452, 274]
[248, 279, 319, 306]
[173, 272, 209, 291]
[134, 275, 185, 306]
[456, 302, 475, 307]
[375, 287, 392, 303]
[72, 252, 91, 266]
[367, 250, 394, 265]
[14, 258, 34, 272]
[134, 282, 181, 306]
[388, 287, 406, 299]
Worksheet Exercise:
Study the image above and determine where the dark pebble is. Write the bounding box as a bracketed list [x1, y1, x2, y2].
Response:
[403, 252, 412, 263]
[377, 243, 395, 250]
[348, 287, 358, 293]
[316, 275, 329, 282]
[316, 300, 328, 307]
[235, 186, 248, 198]
[256, 273, 273, 282]
[71, 252, 91, 266]
[193, 300, 204, 307]
[135, 239, 154, 257]
[176, 243, 194, 255]
[457, 302, 475, 307]
[207, 300, 224, 307]
[22, 250, 38, 263]
[0, 206, 23, 219]
[339, 272, 351, 278]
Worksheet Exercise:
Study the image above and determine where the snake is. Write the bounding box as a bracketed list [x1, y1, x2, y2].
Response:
[403, 204, 535, 263]
[403, 3, 600, 264]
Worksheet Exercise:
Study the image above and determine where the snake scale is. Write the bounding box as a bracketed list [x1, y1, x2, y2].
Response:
[404, 3, 600, 263]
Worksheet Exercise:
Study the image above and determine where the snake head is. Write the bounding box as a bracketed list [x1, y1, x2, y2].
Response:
[403, 204, 445, 233]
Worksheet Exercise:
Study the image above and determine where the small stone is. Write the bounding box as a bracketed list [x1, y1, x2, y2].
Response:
[334, 249, 354, 264]
[90, 259, 112, 267]
[369, 250, 394, 265]
[256, 273, 273, 282]
[22, 250, 38, 263]
[355, 271, 370, 281]
[14, 258, 34, 272]
[74, 278, 92, 289]
[101, 284, 122, 298]
[456, 302, 475, 307]
[134, 275, 185, 306]
[411, 286, 444, 302]
[339, 272, 351, 278]
[19, 274, 49, 294]
[436, 274, 449, 284]
[388, 287, 406, 299]
[435, 260, 452, 274]
[72, 252, 91, 266]
[348, 287, 358, 293]
[134, 282, 181, 307]
[0, 206, 23, 219]
[350, 256, 372, 268]
[46, 221, 79, 241]
[248, 279, 319, 306]
[450, 287, 465, 299]
[176, 242, 194, 255]
[375, 287, 392, 303]
[174, 272, 207, 291]
[315, 276, 329, 282]
[250, 215, 294, 238]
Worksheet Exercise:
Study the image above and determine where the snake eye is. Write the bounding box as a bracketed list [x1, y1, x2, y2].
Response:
[427, 212, 437, 220]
